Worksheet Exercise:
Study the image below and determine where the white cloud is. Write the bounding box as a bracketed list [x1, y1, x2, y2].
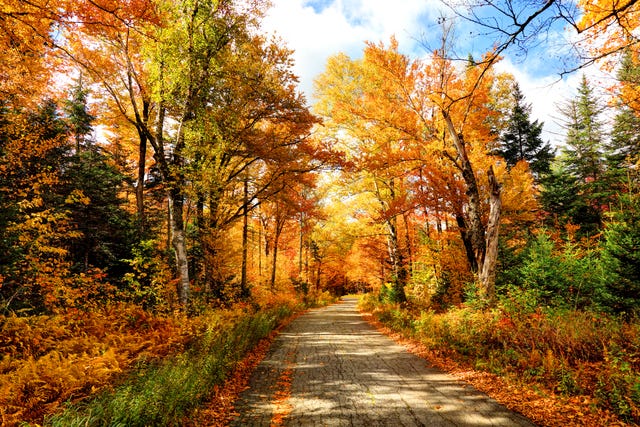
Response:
[495, 57, 618, 148]
[262, 0, 441, 101]
[262, 0, 618, 146]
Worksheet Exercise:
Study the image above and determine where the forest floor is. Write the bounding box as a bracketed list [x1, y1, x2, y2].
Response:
[220, 296, 534, 426]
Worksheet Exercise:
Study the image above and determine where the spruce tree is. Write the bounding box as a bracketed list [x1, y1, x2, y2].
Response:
[497, 82, 554, 178]
[560, 75, 605, 183]
[606, 51, 640, 194]
[61, 84, 136, 279]
[551, 75, 606, 234]
[64, 76, 95, 154]
[601, 193, 640, 314]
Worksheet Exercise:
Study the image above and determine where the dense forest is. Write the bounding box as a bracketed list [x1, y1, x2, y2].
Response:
[2, 0, 640, 425]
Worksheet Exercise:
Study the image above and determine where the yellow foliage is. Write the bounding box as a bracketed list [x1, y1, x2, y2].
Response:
[0, 305, 196, 426]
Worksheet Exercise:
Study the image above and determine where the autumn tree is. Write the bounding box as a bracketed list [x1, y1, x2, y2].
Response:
[314, 40, 423, 302]
[0, 101, 78, 312]
[315, 35, 516, 305]
[0, 0, 62, 106]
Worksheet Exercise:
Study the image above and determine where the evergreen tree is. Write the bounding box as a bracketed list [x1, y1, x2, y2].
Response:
[608, 106, 640, 170]
[601, 193, 640, 314]
[0, 101, 75, 312]
[560, 75, 606, 183]
[549, 75, 606, 234]
[605, 51, 640, 194]
[61, 84, 137, 279]
[64, 148, 136, 278]
[539, 162, 601, 236]
[64, 76, 95, 154]
[497, 82, 554, 177]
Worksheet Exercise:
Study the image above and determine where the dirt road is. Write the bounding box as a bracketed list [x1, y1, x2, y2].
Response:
[231, 297, 535, 426]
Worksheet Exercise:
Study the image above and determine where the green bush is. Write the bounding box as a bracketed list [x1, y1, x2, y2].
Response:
[601, 193, 640, 315]
[517, 233, 607, 310]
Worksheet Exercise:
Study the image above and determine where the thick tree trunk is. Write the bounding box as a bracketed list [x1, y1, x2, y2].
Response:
[386, 217, 407, 302]
[456, 214, 479, 273]
[442, 111, 501, 305]
[374, 178, 407, 302]
[169, 190, 190, 306]
[479, 166, 501, 304]
[442, 111, 486, 271]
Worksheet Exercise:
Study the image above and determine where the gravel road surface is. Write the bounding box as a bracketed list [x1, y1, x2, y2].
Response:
[231, 297, 536, 426]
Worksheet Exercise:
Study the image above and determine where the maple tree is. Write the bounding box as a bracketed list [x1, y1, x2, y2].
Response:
[314, 36, 519, 304]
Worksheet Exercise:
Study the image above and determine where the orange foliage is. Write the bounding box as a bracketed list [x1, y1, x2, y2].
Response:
[0, 305, 193, 426]
[577, 0, 640, 70]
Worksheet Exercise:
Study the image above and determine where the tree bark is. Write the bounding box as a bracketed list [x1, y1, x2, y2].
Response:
[270, 217, 286, 291]
[241, 174, 249, 291]
[442, 111, 486, 271]
[299, 212, 304, 278]
[442, 111, 501, 305]
[374, 178, 407, 302]
[479, 166, 502, 304]
[135, 100, 149, 234]
[169, 189, 190, 306]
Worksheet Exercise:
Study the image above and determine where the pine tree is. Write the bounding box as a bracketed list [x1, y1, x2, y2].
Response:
[549, 75, 606, 234]
[560, 75, 606, 183]
[605, 51, 640, 194]
[61, 85, 136, 278]
[601, 193, 640, 314]
[497, 82, 554, 177]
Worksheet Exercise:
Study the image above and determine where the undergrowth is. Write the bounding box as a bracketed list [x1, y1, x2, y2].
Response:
[360, 293, 640, 423]
[0, 290, 323, 426]
[45, 303, 297, 427]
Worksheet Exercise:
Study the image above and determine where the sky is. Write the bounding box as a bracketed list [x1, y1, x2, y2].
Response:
[261, 0, 615, 147]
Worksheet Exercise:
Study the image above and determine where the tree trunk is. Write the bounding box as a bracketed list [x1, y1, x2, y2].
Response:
[196, 193, 205, 283]
[135, 101, 149, 234]
[169, 189, 190, 306]
[270, 214, 286, 291]
[456, 214, 478, 273]
[299, 212, 304, 277]
[136, 133, 146, 232]
[403, 213, 413, 276]
[442, 111, 486, 271]
[374, 178, 407, 302]
[241, 174, 249, 291]
[479, 166, 502, 304]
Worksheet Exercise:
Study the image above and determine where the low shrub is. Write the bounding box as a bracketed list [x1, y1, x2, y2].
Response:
[360, 293, 640, 423]
[45, 302, 298, 427]
[0, 291, 309, 427]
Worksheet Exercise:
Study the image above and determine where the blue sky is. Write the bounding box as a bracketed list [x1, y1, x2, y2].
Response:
[262, 0, 612, 146]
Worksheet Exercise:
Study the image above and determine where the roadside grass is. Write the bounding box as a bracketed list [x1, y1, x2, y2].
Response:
[44, 301, 300, 427]
[359, 293, 640, 424]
